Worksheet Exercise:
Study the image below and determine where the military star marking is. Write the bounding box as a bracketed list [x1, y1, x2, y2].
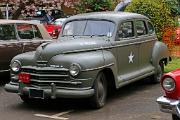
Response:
[128, 52, 134, 63]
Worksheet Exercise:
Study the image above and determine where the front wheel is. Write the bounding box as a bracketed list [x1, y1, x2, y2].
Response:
[90, 72, 107, 109]
[172, 114, 180, 120]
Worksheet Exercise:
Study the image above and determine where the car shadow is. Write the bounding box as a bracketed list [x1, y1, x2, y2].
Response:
[8, 78, 159, 114]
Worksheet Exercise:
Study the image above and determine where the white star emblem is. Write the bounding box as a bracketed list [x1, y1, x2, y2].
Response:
[128, 52, 134, 63]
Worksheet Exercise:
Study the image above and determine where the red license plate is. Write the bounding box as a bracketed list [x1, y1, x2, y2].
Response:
[18, 73, 30, 83]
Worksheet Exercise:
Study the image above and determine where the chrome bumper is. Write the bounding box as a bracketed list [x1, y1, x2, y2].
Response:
[157, 96, 180, 117]
[4, 82, 94, 99]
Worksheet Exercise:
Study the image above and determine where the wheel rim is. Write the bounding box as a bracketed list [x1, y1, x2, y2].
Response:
[97, 75, 106, 103]
[156, 65, 163, 82]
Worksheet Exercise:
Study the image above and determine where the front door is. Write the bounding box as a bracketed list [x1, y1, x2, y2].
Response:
[112, 21, 140, 83]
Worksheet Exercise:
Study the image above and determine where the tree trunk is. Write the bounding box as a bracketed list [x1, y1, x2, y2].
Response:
[12, 2, 25, 20]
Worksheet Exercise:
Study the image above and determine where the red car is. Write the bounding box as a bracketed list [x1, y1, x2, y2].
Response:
[174, 27, 180, 45]
[157, 69, 180, 120]
[44, 23, 62, 39]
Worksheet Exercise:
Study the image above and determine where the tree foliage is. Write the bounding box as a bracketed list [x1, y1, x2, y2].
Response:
[165, 0, 180, 16]
[125, 0, 177, 40]
[74, 0, 115, 13]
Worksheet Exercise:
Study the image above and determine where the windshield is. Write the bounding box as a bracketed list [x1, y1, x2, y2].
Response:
[62, 20, 115, 37]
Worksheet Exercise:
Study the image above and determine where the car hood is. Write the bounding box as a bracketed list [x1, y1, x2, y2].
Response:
[35, 37, 111, 61]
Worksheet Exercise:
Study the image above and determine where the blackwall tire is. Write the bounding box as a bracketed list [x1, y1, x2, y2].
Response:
[91, 72, 107, 109]
[152, 62, 164, 83]
[172, 114, 180, 120]
[20, 95, 34, 104]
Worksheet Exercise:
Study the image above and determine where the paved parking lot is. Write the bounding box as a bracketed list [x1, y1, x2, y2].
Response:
[0, 79, 171, 120]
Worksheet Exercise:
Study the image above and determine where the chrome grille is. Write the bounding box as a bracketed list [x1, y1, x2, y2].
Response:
[36, 61, 48, 67]
[21, 66, 72, 87]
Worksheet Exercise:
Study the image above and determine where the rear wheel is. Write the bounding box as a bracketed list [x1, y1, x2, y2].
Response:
[172, 114, 180, 120]
[151, 61, 164, 83]
[91, 72, 107, 109]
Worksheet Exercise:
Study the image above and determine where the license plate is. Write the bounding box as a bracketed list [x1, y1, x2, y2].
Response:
[29, 89, 44, 99]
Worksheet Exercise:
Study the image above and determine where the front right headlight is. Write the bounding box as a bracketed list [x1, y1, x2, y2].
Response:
[11, 60, 21, 73]
[69, 63, 81, 77]
[162, 77, 176, 92]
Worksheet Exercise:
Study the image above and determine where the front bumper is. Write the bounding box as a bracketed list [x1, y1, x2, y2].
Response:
[4, 82, 94, 99]
[157, 96, 180, 117]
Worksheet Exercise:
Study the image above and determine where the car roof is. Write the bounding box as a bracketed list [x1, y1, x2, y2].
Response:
[66, 11, 149, 23]
[0, 19, 40, 25]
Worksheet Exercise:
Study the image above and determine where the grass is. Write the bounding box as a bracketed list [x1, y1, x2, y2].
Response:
[164, 57, 180, 73]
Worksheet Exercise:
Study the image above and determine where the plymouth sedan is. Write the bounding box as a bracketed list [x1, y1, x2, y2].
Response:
[0, 20, 51, 82]
[5, 12, 170, 108]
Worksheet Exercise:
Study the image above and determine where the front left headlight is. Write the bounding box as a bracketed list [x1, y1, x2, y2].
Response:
[162, 77, 176, 92]
[69, 63, 81, 77]
[11, 60, 21, 73]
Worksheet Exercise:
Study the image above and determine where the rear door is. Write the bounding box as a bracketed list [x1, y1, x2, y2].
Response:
[16, 23, 49, 53]
[135, 20, 156, 75]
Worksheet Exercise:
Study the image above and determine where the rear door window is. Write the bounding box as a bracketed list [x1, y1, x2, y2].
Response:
[17, 24, 43, 39]
[135, 20, 147, 36]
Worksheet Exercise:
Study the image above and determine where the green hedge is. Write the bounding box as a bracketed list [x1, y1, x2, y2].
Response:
[125, 0, 177, 40]
[74, 0, 115, 13]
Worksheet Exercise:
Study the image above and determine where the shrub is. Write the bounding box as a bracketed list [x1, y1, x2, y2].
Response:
[74, 0, 115, 13]
[125, 0, 177, 40]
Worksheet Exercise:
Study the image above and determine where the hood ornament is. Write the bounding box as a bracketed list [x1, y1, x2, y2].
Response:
[41, 42, 50, 49]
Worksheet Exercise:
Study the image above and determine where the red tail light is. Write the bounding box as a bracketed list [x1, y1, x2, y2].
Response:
[18, 73, 30, 83]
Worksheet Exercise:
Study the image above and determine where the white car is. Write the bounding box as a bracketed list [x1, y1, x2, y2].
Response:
[53, 18, 66, 26]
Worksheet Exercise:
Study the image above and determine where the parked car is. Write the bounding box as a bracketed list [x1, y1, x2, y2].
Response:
[44, 23, 62, 39]
[53, 18, 66, 26]
[0, 20, 52, 82]
[5, 12, 170, 108]
[174, 27, 180, 45]
[157, 69, 180, 120]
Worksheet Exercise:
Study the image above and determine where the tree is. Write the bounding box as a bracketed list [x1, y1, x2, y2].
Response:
[74, 0, 115, 13]
[125, 0, 177, 40]
[164, 0, 180, 16]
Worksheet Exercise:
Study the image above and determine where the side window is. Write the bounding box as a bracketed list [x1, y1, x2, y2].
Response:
[17, 24, 43, 39]
[147, 22, 154, 34]
[135, 20, 147, 36]
[17, 24, 34, 39]
[0, 24, 16, 40]
[118, 21, 134, 38]
[32, 25, 43, 39]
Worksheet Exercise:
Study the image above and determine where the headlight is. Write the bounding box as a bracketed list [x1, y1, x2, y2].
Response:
[162, 77, 176, 92]
[69, 63, 81, 77]
[11, 60, 21, 73]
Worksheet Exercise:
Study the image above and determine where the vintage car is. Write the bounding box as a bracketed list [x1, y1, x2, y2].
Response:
[44, 23, 62, 39]
[5, 12, 170, 108]
[157, 69, 180, 120]
[44, 18, 66, 39]
[0, 20, 51, 81]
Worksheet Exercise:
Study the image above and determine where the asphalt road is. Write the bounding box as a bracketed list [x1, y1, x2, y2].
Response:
[0, 79, 172, 120]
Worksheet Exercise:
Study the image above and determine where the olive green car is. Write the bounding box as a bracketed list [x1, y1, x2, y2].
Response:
[5, 12, 170, 108]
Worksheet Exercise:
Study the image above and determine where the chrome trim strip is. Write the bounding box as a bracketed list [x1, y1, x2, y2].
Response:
[0, 69, 9, 72]
[82, 63, 114, 72]
[62, 39, 155, 54]
[22, 66, 69, 71]
[28, 73, 69, 77]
